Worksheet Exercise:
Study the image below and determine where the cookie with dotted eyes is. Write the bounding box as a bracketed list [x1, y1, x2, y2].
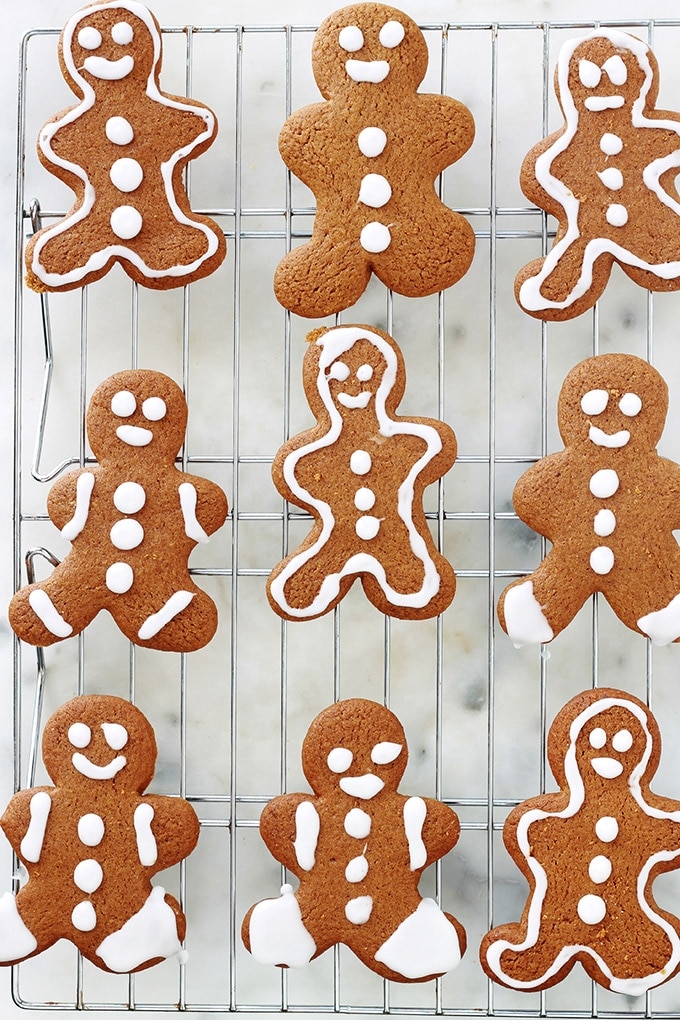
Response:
[242, 698, 465, 981]
[266, 324, 457, 621]
[498, 353, 680, 647]
[24, 0, 226, 293]
[273, 2, 475, 318]
[481, 687, 680, 994]
[0, 695, 200, 973]
[516, 29, 680, 321]
[8, 369, 228, 651]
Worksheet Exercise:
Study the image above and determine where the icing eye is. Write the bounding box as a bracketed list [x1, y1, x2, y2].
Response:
[68, 722, 92, 748]
[603, 54, 627, 86]
[112, 21, 134, 45]
[356, 364, 373, 382]
[589, 727, 607, 750]
[578, 59, 602, 89]
[327, 747, 353, 773]
[111, 390, 137, 417]
[370, 741, 402, 764]
[142, 396, 167, 421]
[580, 389, 608, 415]
[102, 723, 128, 751]
[339, 25, 364, 52]
[619, 392, 642, 416]
[612, 728, 633, 752]
[78, 26, 102, 50]
[379, 20, 405, 48]
[328, 361, 351, 382]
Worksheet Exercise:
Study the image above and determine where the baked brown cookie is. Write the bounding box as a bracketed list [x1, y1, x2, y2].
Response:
[516, 30, 680, 320]
[274, 2, 475, 318]
[481, 688, 680, 995]
[242, 699, 465, 981]
[0, 695, 199, 973]
[9, 369, 228, 651]
[498, 353, 680, 646]
[267, 325, 457, 620]
[25, 0, 226, 292]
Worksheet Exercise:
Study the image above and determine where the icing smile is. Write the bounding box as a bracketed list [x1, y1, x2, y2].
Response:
[584, 95, 625, 111]
[72, 752, 127, 780]
[83, 55, 134, 80]
[590, 756, 624, 779]
[345, 59, 390, 83]
[116, 424, 153, 446]
[338, 392, 372, 409]
[588, 425, 630, 448]
[339, 774, 385, 799]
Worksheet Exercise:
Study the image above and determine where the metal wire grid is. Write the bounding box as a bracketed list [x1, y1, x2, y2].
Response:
[11, 12, 680, 1017]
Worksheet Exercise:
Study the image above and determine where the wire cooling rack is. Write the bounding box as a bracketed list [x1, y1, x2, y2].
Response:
[12, 12, 680, 1018]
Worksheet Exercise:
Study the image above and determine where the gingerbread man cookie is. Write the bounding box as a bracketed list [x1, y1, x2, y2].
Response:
[273, 3, 475, 318]
[498, 354, 680, 647]
[481, 688, 680, 995]
[242, 699, 465, 982]
[267, 325, 456, 621]
[9, 369, 228, 651]
[25, 0, 226, 293]
[516, 30, 680, 320]
[0, 695, 199, 973]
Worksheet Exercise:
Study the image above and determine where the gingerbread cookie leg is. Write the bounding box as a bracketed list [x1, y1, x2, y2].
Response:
[374, 901, 464, 981]
[499, 552, 594, 647]
[112, 585, 219, 651]
[96, 887, 185, 973]
[274, 234, 372, 320]
[517, 235, 610, 319]
[243, 885, 317, 968]
[9, 576, 98, 647]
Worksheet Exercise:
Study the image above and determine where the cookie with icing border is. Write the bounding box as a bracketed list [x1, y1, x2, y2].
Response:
[25, 0, 226, 293]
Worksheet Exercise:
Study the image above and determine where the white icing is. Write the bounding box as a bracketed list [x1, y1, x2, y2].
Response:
[72, 752, 126, 781]
[110, 157, 143, 193]
[589, 727, 606, 749]
[293, 801, 319, 871]
[61, 471, 95, 540]
[338, 391, 372, 409]
[588, 425, 630, 448]
[638, 592, 680, 645]
[95, 885, 182, 972]
[72, 900, 97, 931]
[357, 365, 373, 382]
[370, 742, 402, 765]
[0, 893, 38, 961]
[344, 808, 371, 838]
[403, 797, 427, 870]
[595, 815, 618, 842]
[102, 723, 128, 751]
[20, 792, 52, 863]
[358, 173, 392, 208]
[354, 488, 375, 512]
[111, 390, 136, 416]
[110, 519, 144, 550]
[134, 803, 157, 865]
[379, 21, 405, 48]
[588, 854, 612, 883]
[113, 481, 146, 514]
[589, 468, 619, 498]
[327, 747, 353, 773]
[178, 482, 210, 543]
[111, 205, 143, 239]
[606, 203, 628, 227]
[604, 55, 628, 85]
[349, 449, 372, 475]
[600, 132, 623, 155]
[580, 389, 608, 415]
[68, 722, 92, 749]
[345, 855, 369, 882]
[137, 590, 194, 640]
[116, 424, 153, 446]
[28, 589, 73, 638]
[345, 895, 373, 924]
[106, 116, 134, 145]
[247, 885, 316, 968]
[356, 515, 380, 540]
[74, 858, 103, 894]
[502, 580, 554, 647]
[339, 25, 363, 52]
[84, 54, 134, 79]
[375, 898, 462, 978]
[579, 59, 601, 88]
[106, 562, 134, 593]
[142, 396, 166, 421]
[346, 60, 390, 84]
[591, 757, 624, 778]
[577, 894, 606, 925]
[590, 546, 614, 575]
[585, 95, 624, 111]
[619, 392, 642, 416]
[78, 27, 102, 49]
[597, 167, 624, 190]
[357, 127, 387, 158]
[613, 729, 633, 752]
[112, 21, 134, 45]
[78, 813, 105, 846]
[328, 361, 350, 382]
[594, 508, 616, 536]
[360, 222, 391, 253]
[339, 774, 384, 799]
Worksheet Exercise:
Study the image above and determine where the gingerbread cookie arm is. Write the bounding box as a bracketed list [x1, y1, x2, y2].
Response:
[415, 94, 475, 172]
[134, 795, 200, 872]
[46, 468, 97, 537]
[259, 793, 318, 878]
[176, 474, 229, 543]
[412, 797, 461, 864]
[0, 789, 53, 863]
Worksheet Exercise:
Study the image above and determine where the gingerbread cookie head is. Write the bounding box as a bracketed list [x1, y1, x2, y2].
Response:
[41, 695, 157, 794]
[86, 369, 188, 464]
[557, 353, 668, 452]
[312, 3, 428, 99]
[559, 32, 653, 121]
[301, 699, 407, 797]
[61, 1, 158, 98]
